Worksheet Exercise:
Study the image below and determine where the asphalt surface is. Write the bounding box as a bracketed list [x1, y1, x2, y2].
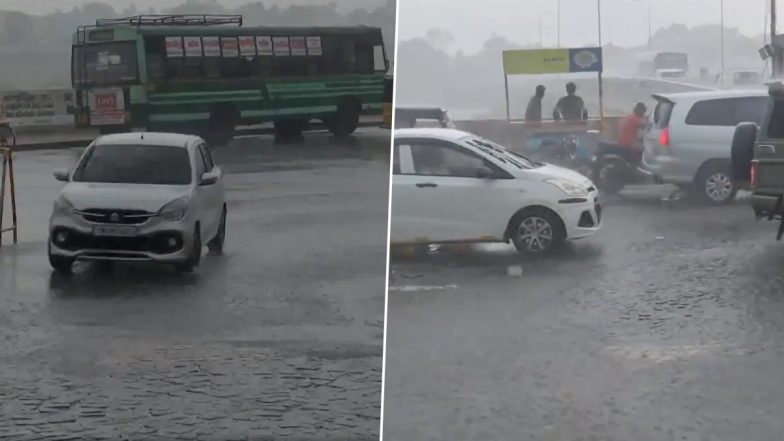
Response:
[384, 188, 784, 441]
[0, 130, 390, 440]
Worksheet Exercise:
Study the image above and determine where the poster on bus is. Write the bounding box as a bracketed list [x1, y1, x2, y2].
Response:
[221, 37, 239, 57]
[0, 89, 76, 127]
[88, 88, 125, 126]
[239, 36, 256, 56]
[256, 36, 273, 56]
[184, 36, 203, 57]
[306, 36, 322, 56]
[203, 36, 221, 57]
[165, 36, 184, 57]
[273, 37, 290, 56]
[290, 37, 306, 56]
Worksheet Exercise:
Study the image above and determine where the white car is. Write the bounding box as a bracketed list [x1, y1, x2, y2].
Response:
[48, 132, 226, 273]
[643, 89, 768, 203]
[391, 128, 601, 254]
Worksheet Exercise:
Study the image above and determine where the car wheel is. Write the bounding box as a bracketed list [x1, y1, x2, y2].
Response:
[510, 208, 566, 255]
[696, 162, 737, 205]
[177, 226, 202, 273]
[48, 242, 74, 274]
[208, 206, 226, 255]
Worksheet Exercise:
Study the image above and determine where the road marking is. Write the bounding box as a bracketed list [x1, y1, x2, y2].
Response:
[388, 284, 458, 292]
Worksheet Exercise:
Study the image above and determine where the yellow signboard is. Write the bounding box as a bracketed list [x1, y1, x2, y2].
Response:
[503, 49, 570, 75]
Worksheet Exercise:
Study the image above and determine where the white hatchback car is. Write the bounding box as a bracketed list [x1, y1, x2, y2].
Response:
[48, 132, 226, 273]
[391, 128, 601, 254]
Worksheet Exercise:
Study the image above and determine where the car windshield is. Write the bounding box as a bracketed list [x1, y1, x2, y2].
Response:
[463, 136, 538, 169]
[73, 144, 192, 185]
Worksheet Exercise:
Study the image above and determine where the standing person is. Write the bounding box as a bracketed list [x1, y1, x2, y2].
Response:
[525, 85, 546, 122]
[552, 82, 588, 122]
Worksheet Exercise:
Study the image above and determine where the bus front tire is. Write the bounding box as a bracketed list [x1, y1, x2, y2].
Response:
[326, 101, 360, 138]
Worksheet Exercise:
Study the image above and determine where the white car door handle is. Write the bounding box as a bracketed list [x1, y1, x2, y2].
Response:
[416, 182, 438, 188]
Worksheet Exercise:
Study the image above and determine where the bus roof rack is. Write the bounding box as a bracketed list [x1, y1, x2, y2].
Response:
[94, 14, 243, 28]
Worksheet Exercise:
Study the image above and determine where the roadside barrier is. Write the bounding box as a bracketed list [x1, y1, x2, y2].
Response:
[0, 146, 18, 247]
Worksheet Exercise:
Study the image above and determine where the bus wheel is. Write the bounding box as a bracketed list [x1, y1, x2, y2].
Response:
[326, 100, 360, 138]
[205, 106, 238, 147]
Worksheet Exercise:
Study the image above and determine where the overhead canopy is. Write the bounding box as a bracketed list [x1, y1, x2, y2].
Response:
[502, 47, 603, 75]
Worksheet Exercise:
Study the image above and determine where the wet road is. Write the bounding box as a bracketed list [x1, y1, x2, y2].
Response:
[384, 189, 784, 441]
[0, 131, 390, 440]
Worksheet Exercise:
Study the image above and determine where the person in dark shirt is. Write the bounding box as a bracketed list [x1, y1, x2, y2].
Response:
[525, 85, 546, 122]
[552, 82, 588, 122]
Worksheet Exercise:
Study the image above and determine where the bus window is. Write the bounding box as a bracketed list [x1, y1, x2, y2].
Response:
[72, 41, 138, 86]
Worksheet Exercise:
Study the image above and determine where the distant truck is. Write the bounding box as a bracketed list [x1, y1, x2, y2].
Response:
[731, 82, 784, 238]
[638, 52, 689, 78]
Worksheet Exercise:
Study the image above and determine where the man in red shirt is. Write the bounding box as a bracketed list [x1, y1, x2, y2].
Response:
[615, 102, 647, 164]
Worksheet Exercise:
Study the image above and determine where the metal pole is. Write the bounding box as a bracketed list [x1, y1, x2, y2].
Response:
[597, 0, 603, 47]
[539, 16, 543, 47]
[0, 151, 6, 248]
[773, 0, 779, 77]
[8, 152, 16, 244]
[648, 1, 652, 48]
[557, 0, 561, 47]
[720, 0, 725, 75]
[504, 74, 511, 121]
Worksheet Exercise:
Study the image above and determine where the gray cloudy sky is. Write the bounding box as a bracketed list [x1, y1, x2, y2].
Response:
[0, 0, 383, 14]
[399, 0, 771, 52]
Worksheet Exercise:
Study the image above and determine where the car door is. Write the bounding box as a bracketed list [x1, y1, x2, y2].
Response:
[390, 137, 510, 243]
[196, 143, 223, 239]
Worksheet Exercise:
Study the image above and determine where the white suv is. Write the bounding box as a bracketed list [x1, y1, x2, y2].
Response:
[48, 132, 226, 273]
[642, 89, 768, 203]
[391, 128, 601, 254]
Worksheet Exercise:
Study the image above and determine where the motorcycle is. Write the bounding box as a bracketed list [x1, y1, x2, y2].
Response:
[591, 142, 655, 194]
[527, 134, 594, 178]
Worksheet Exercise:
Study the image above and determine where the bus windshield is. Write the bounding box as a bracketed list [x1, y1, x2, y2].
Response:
[72, 41, 138, 86]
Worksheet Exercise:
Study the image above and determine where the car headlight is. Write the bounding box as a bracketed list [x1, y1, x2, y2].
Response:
[545, 178, 589, 198]
[52, 194, 75, 216]
[159, 196, 190, 221]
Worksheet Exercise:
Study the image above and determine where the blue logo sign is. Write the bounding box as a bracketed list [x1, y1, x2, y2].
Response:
[568, 47, 603, 73]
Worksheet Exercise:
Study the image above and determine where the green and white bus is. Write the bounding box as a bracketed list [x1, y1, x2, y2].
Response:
[71, 15, 389, 144]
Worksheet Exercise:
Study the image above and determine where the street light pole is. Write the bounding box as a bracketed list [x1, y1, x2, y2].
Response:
[647, 1, 652, 48]
[557, 0, 561, 47]
[720, 0, 725, 75]
[597, 0, 603, 47]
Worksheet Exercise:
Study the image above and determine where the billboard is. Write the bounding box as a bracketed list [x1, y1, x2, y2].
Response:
[502, 47, 603, 75]
[0, 89, 77, 127]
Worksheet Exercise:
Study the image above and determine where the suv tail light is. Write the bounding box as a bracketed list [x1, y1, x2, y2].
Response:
[659, 127, 671, 147]
[750, 160, 759, 187]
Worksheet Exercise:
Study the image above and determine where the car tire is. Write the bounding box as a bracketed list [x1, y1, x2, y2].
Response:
[177, 226, 202, 273]
[730, 122, 757, 182]
[509, 208, 566, 255]
[48, 243, 74, 274]
[208, 206, 226, 255]
[695, 161, 738, 205]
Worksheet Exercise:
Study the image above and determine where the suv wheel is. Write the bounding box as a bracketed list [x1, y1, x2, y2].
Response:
[696, 162, 737, 205]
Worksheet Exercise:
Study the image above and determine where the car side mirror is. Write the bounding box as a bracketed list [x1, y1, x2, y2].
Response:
[476, 166, 495, 179]
[53, 168, 70, 182]
[199, 171, 219, 186]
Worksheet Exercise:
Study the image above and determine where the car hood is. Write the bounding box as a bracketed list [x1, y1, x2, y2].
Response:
[523, 163, 594, 189]
[60, 182, 190, 212]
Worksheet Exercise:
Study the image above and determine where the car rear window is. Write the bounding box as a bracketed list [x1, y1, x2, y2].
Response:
[685, 96, 767, 126]
[653, 99, 674, 129]
[73, 144, 192, 185]
[767, 100, 784, 139]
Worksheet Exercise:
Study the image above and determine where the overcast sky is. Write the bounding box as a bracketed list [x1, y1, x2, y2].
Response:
[399, 0, 772, 52]
[0, 0, 384, 14]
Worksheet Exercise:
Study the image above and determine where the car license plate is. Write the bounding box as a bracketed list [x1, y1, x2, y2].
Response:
[93, 225, 137, 237]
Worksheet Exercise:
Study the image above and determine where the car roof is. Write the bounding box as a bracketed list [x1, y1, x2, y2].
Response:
[394, 127, 472, 142]
[94, 132, 201, 148]
[653, 88, 768, 103]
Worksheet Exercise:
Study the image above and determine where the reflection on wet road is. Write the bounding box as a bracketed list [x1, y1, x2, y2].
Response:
[0, 131, 390, 440]
[385, 189, 784, 441]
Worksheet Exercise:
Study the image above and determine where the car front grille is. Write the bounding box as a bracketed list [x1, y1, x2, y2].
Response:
[51, 227, 184, 255]
[77, 208, 156, 225]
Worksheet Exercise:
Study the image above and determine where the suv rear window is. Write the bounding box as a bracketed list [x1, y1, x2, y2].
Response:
[74, 144, 192, 185]
[653, 99, 674, 129]
[685, 97, 767, 126]
[767, 100, 784, 138]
